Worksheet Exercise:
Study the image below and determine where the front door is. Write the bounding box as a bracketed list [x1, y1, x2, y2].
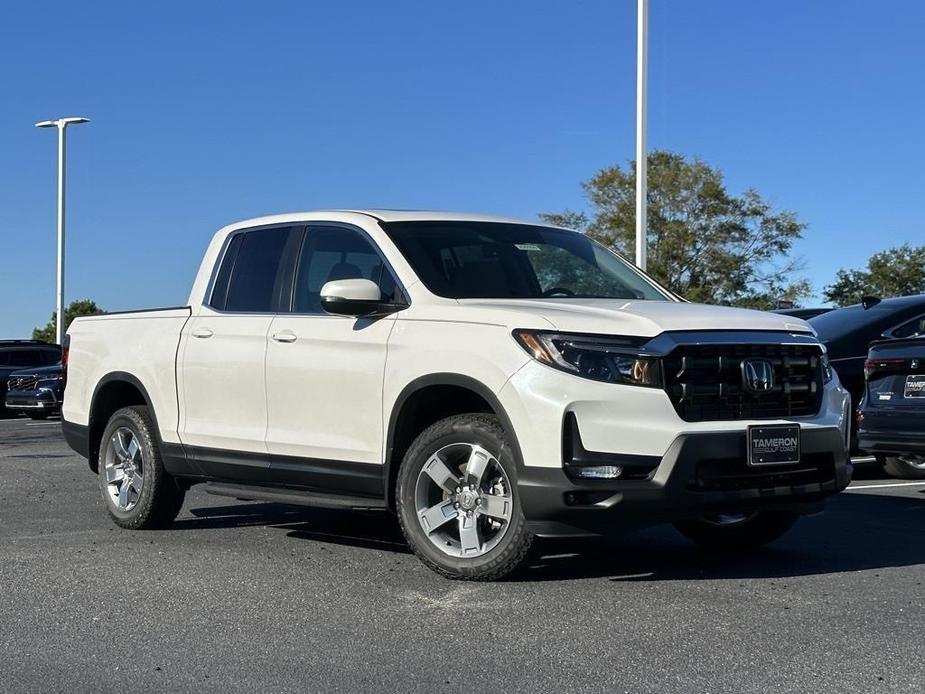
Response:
[264, 224, 400, 494]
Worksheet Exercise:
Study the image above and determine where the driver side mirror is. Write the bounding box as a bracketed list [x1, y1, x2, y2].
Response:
[320, 278, 405, 317]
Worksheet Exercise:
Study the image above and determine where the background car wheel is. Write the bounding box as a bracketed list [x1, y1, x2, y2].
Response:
[673, 510, 799, 551]
[396, 413, 533, 581]
[98, 405, 185, 529]
[881, 454, 925, 480]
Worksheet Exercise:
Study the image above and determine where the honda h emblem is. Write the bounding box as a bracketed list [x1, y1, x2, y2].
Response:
[742, 359, 775, 393]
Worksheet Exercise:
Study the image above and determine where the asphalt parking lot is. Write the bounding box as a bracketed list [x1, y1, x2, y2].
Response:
[1, 416, 923, 693]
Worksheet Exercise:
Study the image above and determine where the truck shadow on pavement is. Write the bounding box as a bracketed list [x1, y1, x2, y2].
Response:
[182, 489, 925, 582]
[522, 491, 925, 582]
[179, 502, 413, 553]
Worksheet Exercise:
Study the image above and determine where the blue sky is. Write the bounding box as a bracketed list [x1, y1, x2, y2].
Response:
[2, 0, 924, 337]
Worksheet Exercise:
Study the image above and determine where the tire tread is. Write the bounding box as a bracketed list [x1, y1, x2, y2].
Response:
[396, 413, 533, 581]
[100, 405, 185, 530]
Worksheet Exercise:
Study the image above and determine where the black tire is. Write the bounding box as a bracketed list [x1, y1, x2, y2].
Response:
[881, 454, 925, 480]
[396, 413, 533, 581]
[673, 510, 799, 551]
[98, 405, 185, 529]
[27, 411, 50, 420]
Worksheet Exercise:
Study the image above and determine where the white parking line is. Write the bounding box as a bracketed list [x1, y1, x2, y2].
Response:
[25, 422, 60, 427]
[847, 481, 925, 490]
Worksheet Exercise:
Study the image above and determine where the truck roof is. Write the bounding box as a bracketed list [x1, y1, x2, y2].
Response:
[221, 209, 551, 231]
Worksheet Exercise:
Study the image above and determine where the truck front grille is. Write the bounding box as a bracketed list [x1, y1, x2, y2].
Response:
[663, 343, 824, 422]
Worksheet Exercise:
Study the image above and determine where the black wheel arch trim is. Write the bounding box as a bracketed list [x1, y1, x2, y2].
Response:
[87, 371, 193, 476]
[384, 373, 527, 505]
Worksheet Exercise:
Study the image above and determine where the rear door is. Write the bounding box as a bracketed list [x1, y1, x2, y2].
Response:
[264, 224, 401, 492]
[178, 225, 301, 480]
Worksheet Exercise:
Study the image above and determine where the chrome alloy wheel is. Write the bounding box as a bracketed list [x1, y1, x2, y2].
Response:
[896, 454, 925, 470]
[414, 442, 513, 558]
[103, 426, 145, 512]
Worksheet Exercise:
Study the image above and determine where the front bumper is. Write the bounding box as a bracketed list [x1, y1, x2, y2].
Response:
[518, 427, 851, 537]
[858, 410, 925, 456]
[4, 388, 61, 412]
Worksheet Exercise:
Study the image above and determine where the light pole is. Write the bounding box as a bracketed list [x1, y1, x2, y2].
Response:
[635, 0, 648, 270]
[34, 116, 90, 346]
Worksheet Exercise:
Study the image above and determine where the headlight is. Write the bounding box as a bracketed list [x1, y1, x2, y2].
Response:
[37, 377, 63, 389]
[513, 330, 660, 386]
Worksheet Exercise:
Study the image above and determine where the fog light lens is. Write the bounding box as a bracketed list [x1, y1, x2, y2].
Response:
[574, 465, 623, 479]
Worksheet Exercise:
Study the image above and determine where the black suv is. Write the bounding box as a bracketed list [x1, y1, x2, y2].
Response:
[0, 341, 62, 417]
[858, 336, 925, 479]
[809, 295, 925, 449]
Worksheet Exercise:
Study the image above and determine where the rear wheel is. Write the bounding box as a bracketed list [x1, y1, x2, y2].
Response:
[396, 414, 533, 580]
[98, 406, 185, 529]
[674, 511, 799, 551]
[881, 454, 925, 480]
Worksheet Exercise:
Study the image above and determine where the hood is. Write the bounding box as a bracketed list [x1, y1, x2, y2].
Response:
[8, 364, 62, 378]
[456, 298, 814, 338]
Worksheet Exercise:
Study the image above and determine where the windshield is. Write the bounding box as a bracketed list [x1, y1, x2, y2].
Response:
[380, 221, 673, 301]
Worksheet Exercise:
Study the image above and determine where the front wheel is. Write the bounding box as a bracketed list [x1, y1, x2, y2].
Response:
[396, 414, 533, 580]
[673, 511, 799, 551]
[98, 405, 185, 529]
[881, 454, 925, 480]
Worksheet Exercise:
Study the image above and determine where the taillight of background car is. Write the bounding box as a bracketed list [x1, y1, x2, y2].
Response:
[61, 334, 70, 388]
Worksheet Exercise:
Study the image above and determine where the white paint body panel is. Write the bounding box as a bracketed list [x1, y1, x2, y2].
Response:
[176, 311, 271, 453]
[457, 298, 813, 337]
[499, 360, 850, 469]
[61, 309, 191, 444]
[265, 313, 395, 463]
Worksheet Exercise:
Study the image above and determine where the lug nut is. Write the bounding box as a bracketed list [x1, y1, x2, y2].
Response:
[454, 503, 460, 509]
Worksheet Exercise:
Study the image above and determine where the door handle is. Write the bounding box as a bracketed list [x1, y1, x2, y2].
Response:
[271, 331, 297, 344]
[192, 328, 214, 339]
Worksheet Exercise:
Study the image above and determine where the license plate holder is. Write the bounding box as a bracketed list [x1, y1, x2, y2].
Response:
[747, 424, 801, 466]
[904, 374, 925, 398]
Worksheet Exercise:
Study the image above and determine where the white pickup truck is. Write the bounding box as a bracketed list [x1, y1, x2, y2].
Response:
[62, 210, 852, 580]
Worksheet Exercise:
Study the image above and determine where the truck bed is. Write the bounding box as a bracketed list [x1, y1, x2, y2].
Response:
[62, 306, 193, 443]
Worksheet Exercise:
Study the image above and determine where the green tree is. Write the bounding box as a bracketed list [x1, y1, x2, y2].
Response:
[823, 244, 925, 306]
[540, 150, 810, 308]
[32, 299, 104, 344]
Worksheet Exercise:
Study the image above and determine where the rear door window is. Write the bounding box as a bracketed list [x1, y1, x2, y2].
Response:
[889, 315, 925, 339]
[214, 227, 301, 313]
